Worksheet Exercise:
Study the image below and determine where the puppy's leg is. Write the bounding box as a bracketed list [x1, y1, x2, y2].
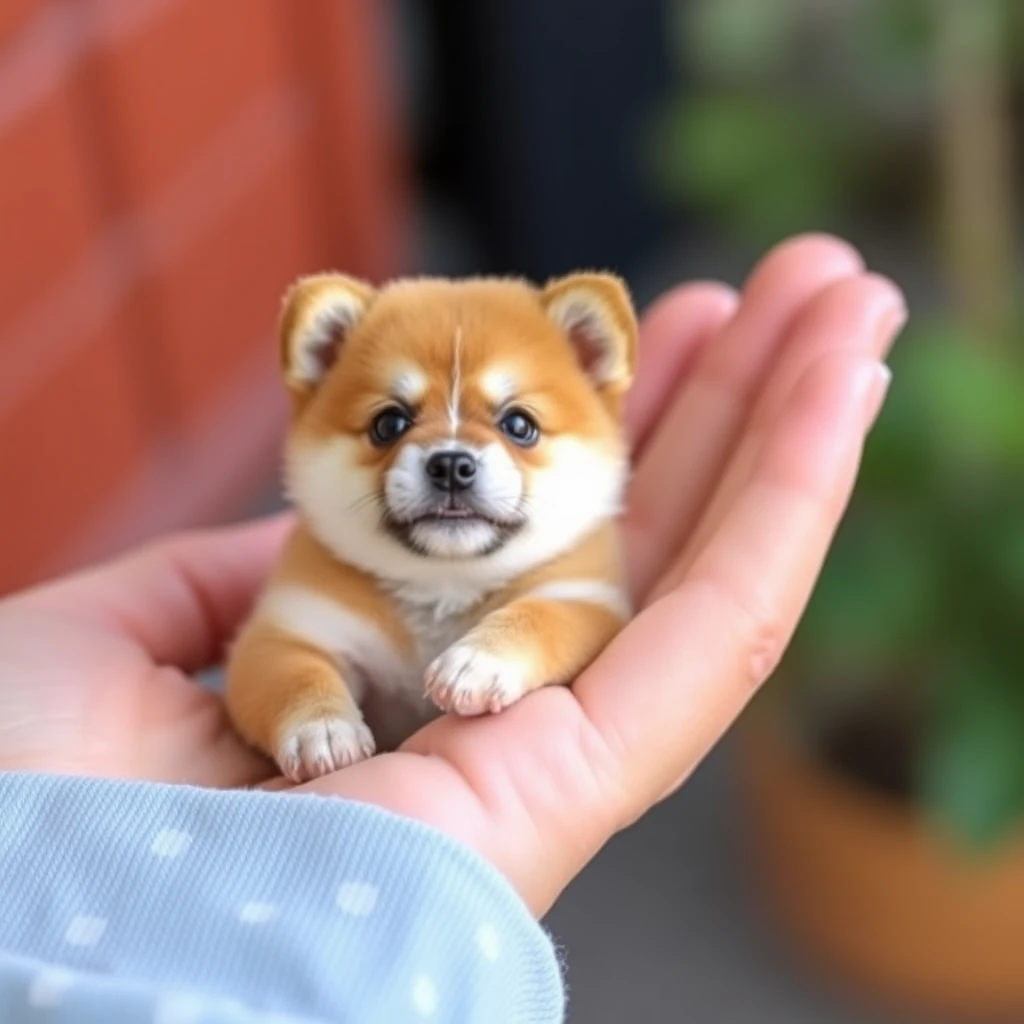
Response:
[425, 582, 629, 715]
[226, 620, 374, 783]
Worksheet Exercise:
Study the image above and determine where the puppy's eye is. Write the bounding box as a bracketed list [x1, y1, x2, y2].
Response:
[498, 409, 540, 447]
[370, 407, 412, 446]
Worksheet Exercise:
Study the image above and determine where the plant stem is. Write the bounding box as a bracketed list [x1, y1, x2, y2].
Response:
[931, 0, 1016, 346]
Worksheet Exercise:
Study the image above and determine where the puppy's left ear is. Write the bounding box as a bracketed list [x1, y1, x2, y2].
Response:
[540, 272, 638, 394]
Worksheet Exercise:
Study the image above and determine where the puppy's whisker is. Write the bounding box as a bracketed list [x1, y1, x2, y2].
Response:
[489, 495, 531, 518]
[347, 493, 383, 515]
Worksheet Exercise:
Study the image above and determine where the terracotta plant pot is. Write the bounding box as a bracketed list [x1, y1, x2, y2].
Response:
[739, 711, 1024, 1020]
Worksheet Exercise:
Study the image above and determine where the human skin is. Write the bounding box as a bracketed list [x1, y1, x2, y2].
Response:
[0, 234, 905, 916]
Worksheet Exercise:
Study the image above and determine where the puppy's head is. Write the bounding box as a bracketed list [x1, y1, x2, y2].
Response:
[280, 273, 637, 580]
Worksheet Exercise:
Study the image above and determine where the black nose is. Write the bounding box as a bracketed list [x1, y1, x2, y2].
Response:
[425, 450, 477, 492]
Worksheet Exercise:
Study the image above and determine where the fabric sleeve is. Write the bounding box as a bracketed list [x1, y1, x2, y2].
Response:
[0, 772, 565, 1023]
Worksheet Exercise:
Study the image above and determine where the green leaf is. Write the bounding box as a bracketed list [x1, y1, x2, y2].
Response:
[854, 378, 940, 495]
[652, 94, 860, 243]
[920, 661, 1024, 850]
[681, 0, 803, 80]
[859, 0, 931, 63]
[903, 328, 1024, 470]
[850, 0, 932, 103]
[993, 507, 1024, 599]
[795, 504, 939, 679]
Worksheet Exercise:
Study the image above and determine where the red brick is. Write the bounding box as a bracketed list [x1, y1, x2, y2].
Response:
[150, 143, 316, 429]
[83, 0, 293, 207]
[0, 314, 148, 594]
[0, 78, 99, 330]
[0, 0, 38, 45]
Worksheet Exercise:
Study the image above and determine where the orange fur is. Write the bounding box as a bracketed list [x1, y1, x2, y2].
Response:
[226, 272, 637, 782]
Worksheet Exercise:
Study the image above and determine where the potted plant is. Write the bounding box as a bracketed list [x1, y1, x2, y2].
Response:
[656, 0, 1024, 1016]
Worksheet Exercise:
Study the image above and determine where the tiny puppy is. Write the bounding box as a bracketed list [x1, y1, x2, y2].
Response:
[226, 272, 638, 782]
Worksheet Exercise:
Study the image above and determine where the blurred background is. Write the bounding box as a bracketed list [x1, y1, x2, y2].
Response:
[2, 1, 1022, 1021]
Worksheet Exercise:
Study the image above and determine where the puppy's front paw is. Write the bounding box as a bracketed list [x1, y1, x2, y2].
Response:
[276, 714, 376, 783]
[425, 642, 530, 716]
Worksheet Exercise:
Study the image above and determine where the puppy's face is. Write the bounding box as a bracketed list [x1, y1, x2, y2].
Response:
[280, 274, 637, 580]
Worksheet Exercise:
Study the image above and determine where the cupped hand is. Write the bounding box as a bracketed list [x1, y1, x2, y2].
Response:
[0, 515, 287, 784]
[0, 235, 905, 916]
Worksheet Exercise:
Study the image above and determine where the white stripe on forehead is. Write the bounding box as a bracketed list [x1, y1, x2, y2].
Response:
[392, 366, 428, 405]
[480, 368, 518, 406]
[448, 326, 462, 435]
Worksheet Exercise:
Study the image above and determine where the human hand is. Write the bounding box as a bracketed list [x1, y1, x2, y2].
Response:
[0, 515, 288, 784]
[0, 235, 905, 916]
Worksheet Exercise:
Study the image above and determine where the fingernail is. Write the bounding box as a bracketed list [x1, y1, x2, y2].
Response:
[857, 362, 892, 428]
[875, 287, 908, 351]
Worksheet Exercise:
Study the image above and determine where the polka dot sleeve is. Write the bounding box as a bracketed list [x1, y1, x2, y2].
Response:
[0, 773, 565, 1023]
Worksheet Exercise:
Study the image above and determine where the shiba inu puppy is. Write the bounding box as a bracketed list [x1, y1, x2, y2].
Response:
[226, 272, 637, 782]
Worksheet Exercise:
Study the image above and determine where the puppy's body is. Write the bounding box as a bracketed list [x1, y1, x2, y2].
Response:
[227, 274, 637, 782]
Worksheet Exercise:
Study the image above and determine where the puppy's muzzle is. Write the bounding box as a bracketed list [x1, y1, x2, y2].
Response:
[425, 450, 477, 493]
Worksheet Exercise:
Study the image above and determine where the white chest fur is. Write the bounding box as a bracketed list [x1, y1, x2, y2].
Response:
[257, 580, 489, 714]
[384, 577, 490, 668]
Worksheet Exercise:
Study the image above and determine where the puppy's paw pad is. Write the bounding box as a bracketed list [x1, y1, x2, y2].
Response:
[277, 716, 376, 783]
[425, 644, 528, 716]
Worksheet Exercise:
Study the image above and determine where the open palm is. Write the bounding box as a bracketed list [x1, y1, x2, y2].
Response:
[0, 235, 904, 915]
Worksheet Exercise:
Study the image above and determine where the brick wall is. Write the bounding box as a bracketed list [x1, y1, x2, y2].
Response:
[0, 0, 408, 595]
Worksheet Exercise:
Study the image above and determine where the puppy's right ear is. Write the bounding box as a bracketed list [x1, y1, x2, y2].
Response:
[279, 273, 376, 398]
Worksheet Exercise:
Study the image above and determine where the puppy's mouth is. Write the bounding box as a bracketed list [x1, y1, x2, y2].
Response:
[382, 498, 526, 557]
[420, 505, 478, 521]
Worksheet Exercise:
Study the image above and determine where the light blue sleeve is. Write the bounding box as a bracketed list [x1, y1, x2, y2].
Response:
[0, 773, 564, 1023]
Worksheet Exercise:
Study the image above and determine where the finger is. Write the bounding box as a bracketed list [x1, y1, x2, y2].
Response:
[578, 351, 891, 827]
[25, 513, 295, 671]
[625, 233, 864, 600]
[626, 282, 738, 454]
[648, 273, 906, 602]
